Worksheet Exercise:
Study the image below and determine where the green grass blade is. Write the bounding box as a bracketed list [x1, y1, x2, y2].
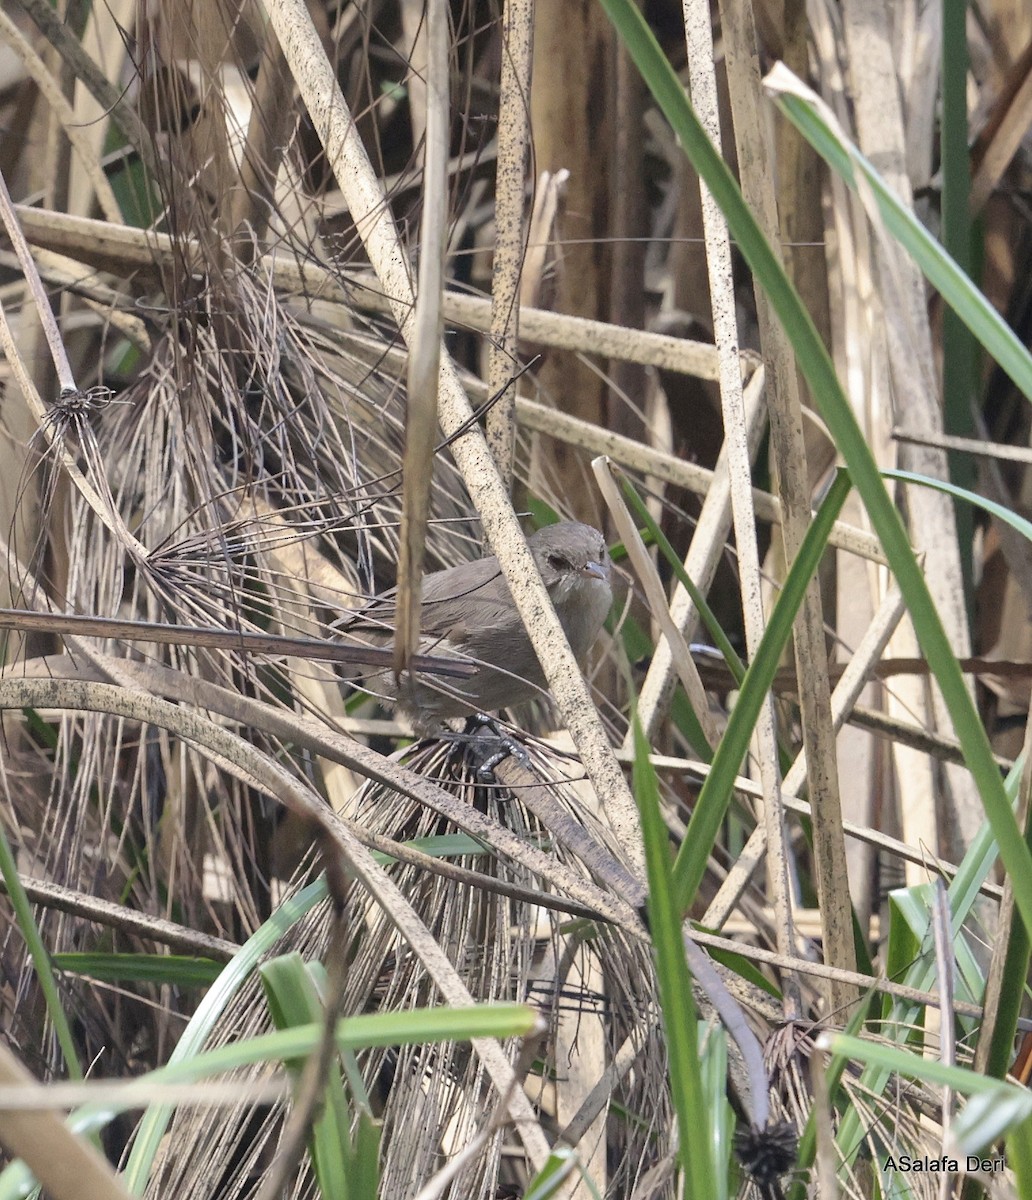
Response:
[52, 954, 222, 987]
[618, 475, 745, 684]
[0, 823, 81, 1079]
[261, 954, 373, 1200]
[670, 471, 851, 909]
[121, 876, 328, 1194]
[765, 69, 1032, 407]
[632, 713, 713, 1198]
[0, 999, 536, 1200]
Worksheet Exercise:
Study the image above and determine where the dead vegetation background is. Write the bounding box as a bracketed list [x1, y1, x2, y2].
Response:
[0, 0, 1030, 1197]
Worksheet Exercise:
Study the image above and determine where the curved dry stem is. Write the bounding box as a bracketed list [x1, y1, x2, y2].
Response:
[4, 655, 645, 932]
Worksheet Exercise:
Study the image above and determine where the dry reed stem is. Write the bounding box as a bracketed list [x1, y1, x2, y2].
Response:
[0, 11, 120, 222]
[626, 368, 769, 746]
[681, 0, 798, 1004]
[0, 1041, 132, 1200]
[0, 1079, 289, 1111]
[396, 0, 450, 679]
[593, 455, 721, 750]
[790, 44, 979, 855]
[720, 0, 856, 1006]
[12, 205, 731, 377]
[485, 0, 534, 480]
[0, 838, 238, 958]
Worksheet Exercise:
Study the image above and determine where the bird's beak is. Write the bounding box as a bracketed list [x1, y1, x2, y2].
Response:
[582, 560, 607, 581]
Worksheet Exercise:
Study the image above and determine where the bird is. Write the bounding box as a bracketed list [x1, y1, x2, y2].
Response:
[333, 521, 613, 731]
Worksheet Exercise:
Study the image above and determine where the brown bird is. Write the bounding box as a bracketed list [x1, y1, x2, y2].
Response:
[334, 521, 613, 730]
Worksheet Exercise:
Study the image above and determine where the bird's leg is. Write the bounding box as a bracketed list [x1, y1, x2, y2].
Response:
[435, 713, 531, 780]
[469, 713, 533, 780]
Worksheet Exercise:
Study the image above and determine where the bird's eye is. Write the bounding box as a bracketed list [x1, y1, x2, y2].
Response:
[547, 553, 568, 570]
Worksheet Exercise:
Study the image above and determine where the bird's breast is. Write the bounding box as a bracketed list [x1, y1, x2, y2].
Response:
[556, 576, 612, 659]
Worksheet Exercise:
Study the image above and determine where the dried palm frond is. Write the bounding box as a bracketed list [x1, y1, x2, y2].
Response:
[144, 735, 669, 1200]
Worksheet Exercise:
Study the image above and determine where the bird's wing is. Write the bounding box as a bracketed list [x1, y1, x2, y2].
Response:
[419, 555, 504, 605]
[333, 555, 508, 641]
[414, 555, 515, 645]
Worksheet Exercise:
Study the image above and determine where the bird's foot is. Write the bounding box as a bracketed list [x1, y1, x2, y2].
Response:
[437, 713, 531, 780]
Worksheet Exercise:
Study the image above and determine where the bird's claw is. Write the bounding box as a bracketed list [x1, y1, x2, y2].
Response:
[469, 713, 531, 780]
[437, 713, 530, 780]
